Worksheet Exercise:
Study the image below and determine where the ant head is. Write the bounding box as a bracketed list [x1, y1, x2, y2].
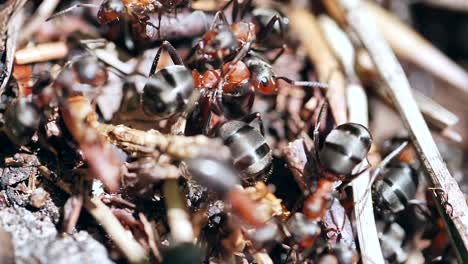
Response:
[253, 75, 276, 94]
[245, 56, 277, 94]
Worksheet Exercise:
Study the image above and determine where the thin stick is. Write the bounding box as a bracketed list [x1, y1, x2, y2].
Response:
[348, 87, 384, 264]
[288, 9, 347, 125]
[416, 0, 468, 12]
[0, 0, 27, 94]
[97, 123, 231, 161]
[84, 197, 149, 264]
[19, 0, 61, 44]
[317, 14, 385, 264]
[363, 1, 468, 101]
[163, 179, 194, 243]
[38, 166, 148, 263]
[283, 139, 310, 192]
[15, 42, 69, 64]
[355, 49, 460, 139]
[336, 0, 468, 262]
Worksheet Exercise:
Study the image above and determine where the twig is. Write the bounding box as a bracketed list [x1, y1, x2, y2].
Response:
[18, 0, 61, 44]
[415, 0, 468, 12]
[283, 139, 310, 192]
[38, 166, 148, 263]
[348, 87, 384, 264]
[97, 123, 231, 161]
[15, 42, 69, 64]
[336, 0, 468, 262]
[0, 0, 27, 94]
[163, 179, 194, 243]
[363, 1, 468, 101]
[139, 213, 162, 262]
[355, 49, 462, 144]
[317, 14, 385, 264]
[84, 197, 149, 264]
[288, 9, 347, 125]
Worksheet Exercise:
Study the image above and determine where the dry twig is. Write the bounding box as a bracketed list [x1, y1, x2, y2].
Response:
[0, 0, 27, 93]
[15, 42, 69, 64]
[416, 0, 468, 12]
[18, 0, 61, 44]
[317, 14, 385, 264]
[335, 0, 468, 262]
[364, 1, 468, 101]
[38, 166, 148, 263]
[164, 179, 194, 243]
[288, 9, 347, 125]
[97, 123, 231, 161]
[84, 197, 149, 264]
[283, 139, 310, 192]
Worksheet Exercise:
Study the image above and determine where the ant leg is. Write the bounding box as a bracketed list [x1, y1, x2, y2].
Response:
[161, 41, 184, 65]
[221, 0, 248, 22]
[257, 15, 285, 43]
[232, 0, 240, 23]
[241, 112, 265, 135]
[367, 141, 408, 186]
[276, 76, 328, 89]
[149, 41, 184, 76]
[149, 45, 164, 76]
[270, 44, 286, 64]
[157, 12, 162, 39]
[124, 22, 135, 51]
[230, 38, 254, 65]
[239, 0, 253, 20]
[46, 4, 100, 21]
[313, 102, 328, 164]
[211, 11, 230, 31]
[357, 141, 409, 203]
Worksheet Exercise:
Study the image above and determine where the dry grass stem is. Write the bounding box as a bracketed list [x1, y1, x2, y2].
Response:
[15, 42, 69, 64]
[364, 1, 468, 101]
[336, 0, 468, 261]
[288, 9, 347, 125]
[318, 14, 385, 264]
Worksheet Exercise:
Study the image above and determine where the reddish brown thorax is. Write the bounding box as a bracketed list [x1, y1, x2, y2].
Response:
[221, 61, 250, 92]
[231, 22, 257, 44]
[97, 9, 120, 24]
[192, 60, 250, 93]
[303, 179, 335, 220]
[192, 69, 221, 90]
[227, 189, 264, 228]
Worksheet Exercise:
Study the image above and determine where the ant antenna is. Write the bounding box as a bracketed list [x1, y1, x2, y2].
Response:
[46, 3, 100, 21]
[276, 77, 328, 89]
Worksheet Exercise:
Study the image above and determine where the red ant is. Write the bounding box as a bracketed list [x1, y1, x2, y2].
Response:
[189, 0, 286, 68]
[185, 8, 326, 134]
[47, 0, 189, 40]
[302, 103, 372, 221]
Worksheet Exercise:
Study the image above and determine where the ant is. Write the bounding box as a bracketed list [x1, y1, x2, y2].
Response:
[185, 10, 327, 134]
[302, 103, 372, 221]
[189, 0, 287, 69]
[47, 0, 189, 41]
